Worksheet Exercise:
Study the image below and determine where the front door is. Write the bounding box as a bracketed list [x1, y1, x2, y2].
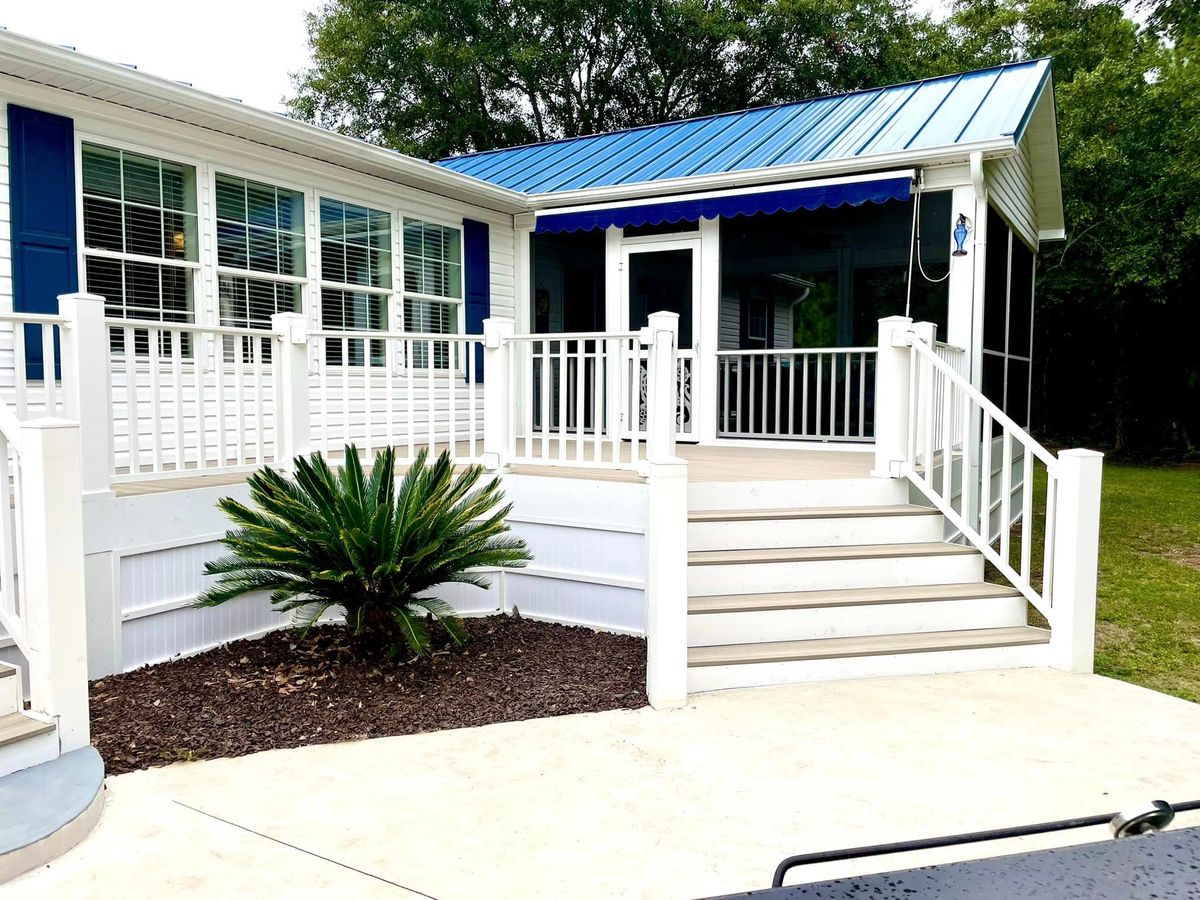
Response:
[621, 239, 699, 441]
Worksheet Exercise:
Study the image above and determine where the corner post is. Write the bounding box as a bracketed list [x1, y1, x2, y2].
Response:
[18, 419, 90, 751]
[271, 312, 310, 471]
[645, 310, 679, 464]
[58, 292, 112, 495]
[482, 317, 515, 472]
[1049, 449, 1104, 673]
[871, 315, 915, 478]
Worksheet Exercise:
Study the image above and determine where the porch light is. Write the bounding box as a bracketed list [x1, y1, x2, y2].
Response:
[952, 214, 970, 256]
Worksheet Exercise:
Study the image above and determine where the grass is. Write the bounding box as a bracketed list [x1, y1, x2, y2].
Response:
[1091, 463, 1200, 702]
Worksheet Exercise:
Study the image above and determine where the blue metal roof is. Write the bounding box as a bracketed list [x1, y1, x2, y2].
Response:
[438, 59, 1052, 195]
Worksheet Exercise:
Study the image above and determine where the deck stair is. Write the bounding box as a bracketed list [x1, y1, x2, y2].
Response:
[685, 480, 1050, 693]
[0, 662, 59, 778]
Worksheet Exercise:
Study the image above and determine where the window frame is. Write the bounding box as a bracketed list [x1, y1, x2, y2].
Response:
[75, 135, 205, 359]
[399, 214, 466, 371]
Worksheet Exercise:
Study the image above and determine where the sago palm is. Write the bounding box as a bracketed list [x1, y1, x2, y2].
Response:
[195, 446, 530, 657]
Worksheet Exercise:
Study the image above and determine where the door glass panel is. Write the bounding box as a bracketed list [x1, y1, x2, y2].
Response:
[628, 249, 693, 349]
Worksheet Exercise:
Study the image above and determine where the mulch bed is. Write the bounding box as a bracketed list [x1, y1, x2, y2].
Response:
[90, 615, 646, 775]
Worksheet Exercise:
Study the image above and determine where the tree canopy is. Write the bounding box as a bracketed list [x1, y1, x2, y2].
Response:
[290, 0, 1200, 455]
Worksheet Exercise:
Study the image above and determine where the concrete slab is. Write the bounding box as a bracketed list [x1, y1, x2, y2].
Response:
[8, 669, 1200, 899]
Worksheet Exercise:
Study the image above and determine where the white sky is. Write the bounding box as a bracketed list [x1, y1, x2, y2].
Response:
[0, 0, 320, 111]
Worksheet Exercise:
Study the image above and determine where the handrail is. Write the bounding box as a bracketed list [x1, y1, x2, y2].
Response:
[105, 317, 281, 339]
[0, 311, 70, 327]
[505, 330, 642, 342]
[906, 336, 1057, 619]
[313, 328, 483, 343]
[716, 346, 877, 356]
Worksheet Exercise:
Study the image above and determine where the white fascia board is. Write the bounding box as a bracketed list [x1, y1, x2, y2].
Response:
[0, 30, 529, 215]
[534, 169, 917, 222]
[526, 138, 1015, 210]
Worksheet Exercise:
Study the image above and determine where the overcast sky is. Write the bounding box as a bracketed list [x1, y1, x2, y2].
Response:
[1, 1, 320, 111]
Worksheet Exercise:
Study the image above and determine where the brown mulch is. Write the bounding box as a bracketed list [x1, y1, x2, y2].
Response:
[90, 615, 646, 775]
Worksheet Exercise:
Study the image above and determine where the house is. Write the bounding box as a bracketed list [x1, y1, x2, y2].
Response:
[0, 28, 1102, 860]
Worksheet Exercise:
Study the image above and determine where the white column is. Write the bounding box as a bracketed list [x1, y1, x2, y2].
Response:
[482, 316, 515, 471]
[58, 292, 112, 496]
[645, 310, 679, 465]
[871, 315, 914, 478]
[644, 456, 688, 709]
[695, 217, 720, 444]
[1049, 449, 1104, 673]
[604, 226, 622, 330]
[945, 183, 978, 356]
[18, 419, 90, 751]
[271, 312, 310, 471]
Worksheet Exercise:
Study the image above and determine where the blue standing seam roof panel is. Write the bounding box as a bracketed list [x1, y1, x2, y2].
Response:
[534, 175, 912, 234]
[439, 59, 1051, 195]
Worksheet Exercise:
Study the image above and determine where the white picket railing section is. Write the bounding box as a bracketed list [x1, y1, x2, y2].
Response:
[907, 337, 1057, 618]
[0, 312, 68, 418]
[716, 348, 876, 441]
[310, 329, 486, 464]
[506, 331, 647, 469]
[0, 404, 30, 666]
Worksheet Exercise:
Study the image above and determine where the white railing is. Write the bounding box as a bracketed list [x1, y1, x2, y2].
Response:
[716, 348, 876, 441]
[0, 312, 69, 418]
[106, 318, 281, 481]
[506, 330, 646, 469]
[310, 327, 486, 464]
[874, 316, 1103, 673]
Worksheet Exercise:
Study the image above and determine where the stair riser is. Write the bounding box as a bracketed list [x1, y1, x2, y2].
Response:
[687, 553, 984, 596]
[687, 642, 1052, 693]
[687, 595, 1027, 647]
[0, 673, 19, 719]
[0, 726, 58, 780]
[687, 514, 943, 552]
[688, 478, 908, 512]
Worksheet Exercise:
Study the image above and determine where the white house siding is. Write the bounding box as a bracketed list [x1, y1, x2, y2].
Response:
[717, 289, 794, 350]
[0, 78, 516, 476]
[985, 132, 1038, 252]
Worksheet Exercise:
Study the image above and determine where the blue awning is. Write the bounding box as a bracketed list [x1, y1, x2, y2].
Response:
[533, 174, 913, 234]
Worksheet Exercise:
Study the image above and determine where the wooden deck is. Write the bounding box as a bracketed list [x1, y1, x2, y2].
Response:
[110, 443, 874, 496]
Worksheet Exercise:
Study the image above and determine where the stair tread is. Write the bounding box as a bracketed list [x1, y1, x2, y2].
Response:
[0, 663, 14, 679]
[689, 542, 978, 566]
[0, 712, 55, 748]
[689, 504, 938, 523]
[688, 626, 1051, 667]
[688, 582, 1024, 614]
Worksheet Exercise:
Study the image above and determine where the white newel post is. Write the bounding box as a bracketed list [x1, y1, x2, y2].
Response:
[871, 315, 914, 478]
[643, 310, 688, 709]
[482, 317, 515, 472]
[58, 292, 112, 494]
[19, 419, 90, 751]
[1049, 449, 1104, 673]
[272, 312, 310, 471]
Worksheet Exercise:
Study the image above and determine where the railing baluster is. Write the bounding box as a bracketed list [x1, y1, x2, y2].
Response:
[41, 325, 57, 415]
[773, 352, 782, 437]
[253, 336, 266, 466]
[193, 330, 207, 471]
[426, 339, 436, 456]
[814, 354, 823, 438]
[214, 333, 227, 468]
[1020, 445, 1034, 583]
[13, 325, 27, 418]
[980, 411, 993, 542]
[1000, 432, 1013, 564]
[124, 327, 140, 476]
[858, 352, 866, 439]
[148, 325, 163, 473]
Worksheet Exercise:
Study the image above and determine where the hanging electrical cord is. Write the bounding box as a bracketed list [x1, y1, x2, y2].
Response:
[906, 172, 951, 318]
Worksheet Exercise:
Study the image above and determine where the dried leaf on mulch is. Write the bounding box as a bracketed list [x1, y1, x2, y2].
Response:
[90, 616, 646, 775]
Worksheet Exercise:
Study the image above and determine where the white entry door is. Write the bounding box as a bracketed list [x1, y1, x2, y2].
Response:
[620, 238, 700, 441]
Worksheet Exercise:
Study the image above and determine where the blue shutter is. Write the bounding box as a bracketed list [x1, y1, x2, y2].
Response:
[463, 218, 490, 383]
[7, 105, 77, 380]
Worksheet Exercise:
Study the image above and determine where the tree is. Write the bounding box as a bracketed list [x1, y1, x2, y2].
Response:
[289, 0, 958, 159]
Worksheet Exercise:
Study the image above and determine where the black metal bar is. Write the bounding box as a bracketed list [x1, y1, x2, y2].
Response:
[771, 799, 1200, 888]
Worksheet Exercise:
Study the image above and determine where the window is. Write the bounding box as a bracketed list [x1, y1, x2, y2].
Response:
[320, 198, 392, 366]
[81, 143, 198, 355]
[215, 174, 304, 360]
[402, 218, 462, 368]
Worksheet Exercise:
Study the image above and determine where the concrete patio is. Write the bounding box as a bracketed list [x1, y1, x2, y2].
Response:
[9, 668, 1200, 899]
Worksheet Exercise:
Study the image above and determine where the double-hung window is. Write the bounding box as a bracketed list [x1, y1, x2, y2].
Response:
[215, 173, 305, 359]
[402, 219, 462, 368]
[319, 198, 391, 366]
[80, 143, 199, 355]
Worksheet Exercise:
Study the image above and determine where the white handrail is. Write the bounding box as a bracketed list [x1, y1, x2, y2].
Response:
[906, 335, 1057, 619]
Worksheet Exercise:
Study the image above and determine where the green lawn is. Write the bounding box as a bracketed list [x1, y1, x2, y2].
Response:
[1092, 464, 1200, 702]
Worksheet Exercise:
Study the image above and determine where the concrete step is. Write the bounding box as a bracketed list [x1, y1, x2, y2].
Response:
[687, 504, 943, 551]
[687, 583, 1026, 646]
[687, 626, 1052, 693]
[687, 542, 984, 596]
